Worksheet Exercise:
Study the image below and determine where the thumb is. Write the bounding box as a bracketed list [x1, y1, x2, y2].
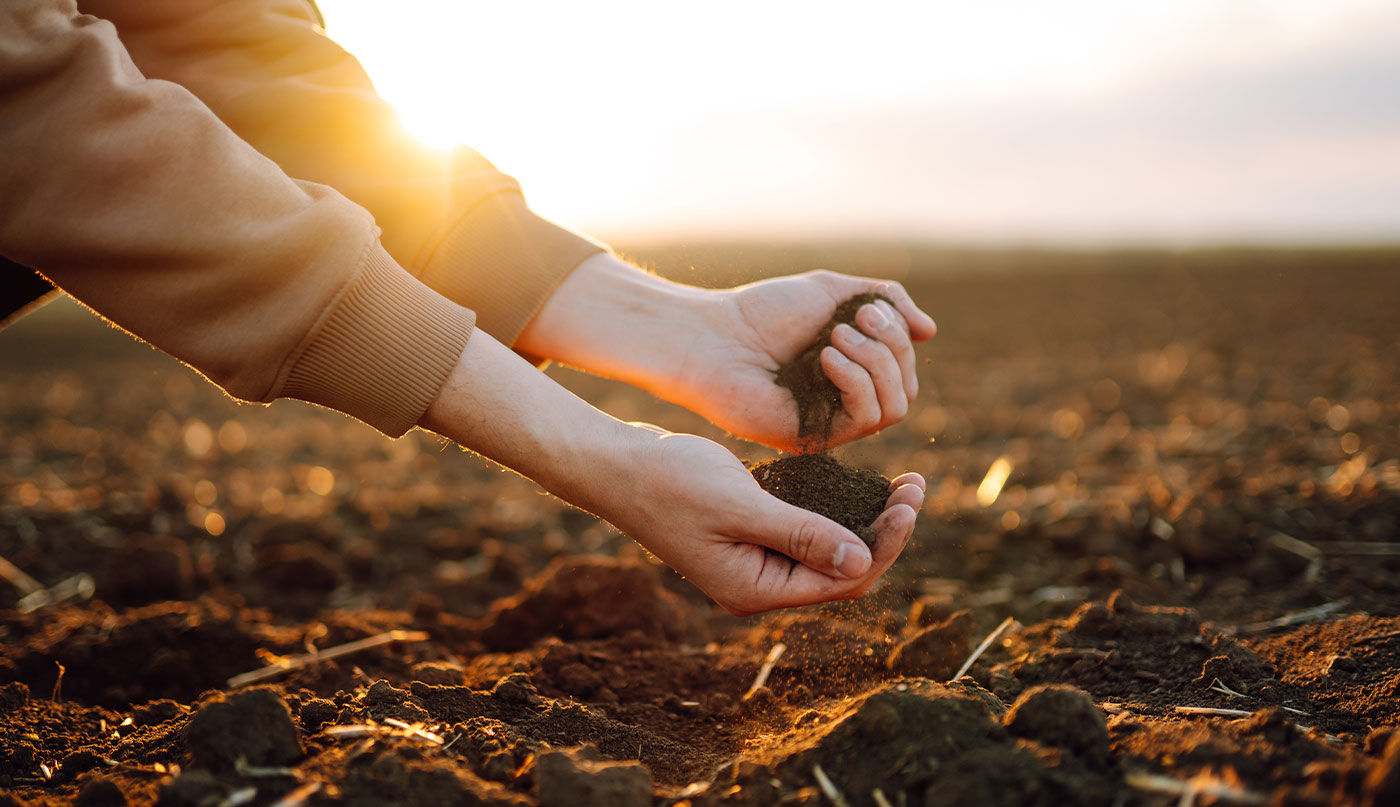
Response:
[742, 494, 873, 580]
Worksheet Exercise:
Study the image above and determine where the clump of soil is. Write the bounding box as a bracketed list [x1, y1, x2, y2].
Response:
[750, 454, 889, 545]
[183, 688, 302, 772]
[774, 292, 892, 442]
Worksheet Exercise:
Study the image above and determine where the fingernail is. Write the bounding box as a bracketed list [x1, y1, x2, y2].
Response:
[823, 345, 852, 364]
[861, 304, 890, 329]
[837, 323, 867, 344]
[833, 540, 871, 578]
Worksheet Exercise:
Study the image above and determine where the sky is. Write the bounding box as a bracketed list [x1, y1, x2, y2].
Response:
[318, 0, 1400, 244]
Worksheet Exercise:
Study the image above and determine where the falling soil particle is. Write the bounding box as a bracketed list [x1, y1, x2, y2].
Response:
[887, 609, 974, 679]
[774, 292, 892, 442]
[750, 453, 889, 545]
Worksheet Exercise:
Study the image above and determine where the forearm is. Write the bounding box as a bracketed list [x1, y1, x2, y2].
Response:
[515, 252, 715, 391]
[418, 330, 649, 512]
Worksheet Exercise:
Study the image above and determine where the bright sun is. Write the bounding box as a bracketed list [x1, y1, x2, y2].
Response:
[313, 0, 1160, 234]
[314, 0, 1397, 242]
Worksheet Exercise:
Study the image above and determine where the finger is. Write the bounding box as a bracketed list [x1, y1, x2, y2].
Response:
[886, 481, 925, 514]
[738, 491, 873, 581]
[735, 552, 868, 614]
[731, 493, 923, 613]
[831, 323, 907, 428]
[838, 501, 919, 600]
[870, 280, 937, 341]
[858, 300, 919, 401]
[889, 471, 927, 493]
[871, 502, 917, 562]
[820, 345, 880, 434]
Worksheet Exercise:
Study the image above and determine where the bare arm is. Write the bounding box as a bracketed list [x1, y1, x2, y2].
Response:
[418, 332, 926, 615]
[516, 253, 938, 453]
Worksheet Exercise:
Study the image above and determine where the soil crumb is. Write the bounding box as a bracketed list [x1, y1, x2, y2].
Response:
[774, 292, 891, 442]
[750, 453, 889, 545]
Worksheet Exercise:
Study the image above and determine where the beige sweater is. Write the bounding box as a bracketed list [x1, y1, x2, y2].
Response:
[0, 0, 604, 435]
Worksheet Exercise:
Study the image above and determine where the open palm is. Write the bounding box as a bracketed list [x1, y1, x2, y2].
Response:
[596, 430, 926, 615]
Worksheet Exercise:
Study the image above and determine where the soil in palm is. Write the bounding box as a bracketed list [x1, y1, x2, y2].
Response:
[750, 453, 889, 545]
[774, 292, 892, 443]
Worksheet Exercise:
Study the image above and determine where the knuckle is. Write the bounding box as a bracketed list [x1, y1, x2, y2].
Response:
[889, 396, 909, 420]
[786, 518, 821, 564]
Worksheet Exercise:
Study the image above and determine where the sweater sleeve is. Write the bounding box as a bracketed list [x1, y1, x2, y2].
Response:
[0, 0, 474, 436]
[84, 0, 607, 346]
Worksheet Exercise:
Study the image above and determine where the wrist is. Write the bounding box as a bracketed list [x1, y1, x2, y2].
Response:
[515, 252, 714, 391]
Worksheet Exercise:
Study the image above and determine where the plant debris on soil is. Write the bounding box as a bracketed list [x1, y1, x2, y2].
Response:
[750, 454, 890, 545]
[2, 247, 1399, 807]
[774, 292, 892, 443]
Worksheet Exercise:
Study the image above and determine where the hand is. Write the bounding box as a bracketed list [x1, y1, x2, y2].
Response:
[517, 256, 937, 454]
[419, 333, 927, 615]
[673, 270, 937, 452]
[596, 429, 927, 615]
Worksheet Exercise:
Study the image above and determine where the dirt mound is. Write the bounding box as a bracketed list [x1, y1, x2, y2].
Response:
[701, 678, 1117, 807]
[478, 556, 707, 652]
[5, 599, 273, 708]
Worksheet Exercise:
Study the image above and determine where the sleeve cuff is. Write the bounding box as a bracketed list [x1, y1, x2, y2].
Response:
[271, 242, 475, 437]
[415, 189, 606, 347]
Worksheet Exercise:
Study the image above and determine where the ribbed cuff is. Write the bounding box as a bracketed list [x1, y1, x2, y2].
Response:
[416, 189, 605, 346]
[271, 243, 475, 437]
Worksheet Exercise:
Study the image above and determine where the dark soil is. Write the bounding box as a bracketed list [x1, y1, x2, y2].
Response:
[2, 247, 1399, 806]
[774, 292, 892, 443]
[750, 454, 890, 545]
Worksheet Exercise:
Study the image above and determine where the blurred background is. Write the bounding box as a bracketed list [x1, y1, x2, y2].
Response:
[320, 0, 1400, 245]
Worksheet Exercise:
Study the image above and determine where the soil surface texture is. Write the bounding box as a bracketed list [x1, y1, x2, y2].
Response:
[2, 247, 1399, 807]
[751, 454, 890, 545]
[774, 292, 892, 443]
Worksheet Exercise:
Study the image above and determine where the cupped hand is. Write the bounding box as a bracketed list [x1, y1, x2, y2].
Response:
[596, 428, 926, 615]
[673, 270, 936, 453]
